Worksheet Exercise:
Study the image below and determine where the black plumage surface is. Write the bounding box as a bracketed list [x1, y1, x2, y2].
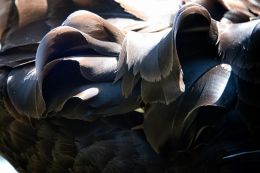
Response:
[1, 0, 260, 173]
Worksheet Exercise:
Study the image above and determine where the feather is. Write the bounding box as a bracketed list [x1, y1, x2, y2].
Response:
[218, 19, 260, 72]
[115, 0, 180, 24]
[0, 44, 37, 68]
[144, 64, 236, 152]
[15, 0, 48, 27]
[116, 28, 184, 104]
[36, 25, 121, 74]
[1, 20, 50, 51]
[0, 0, 12, 40]
[114, 0, 182, 33]
[183, 0, 227, 20]
[62, 10, 125, 44]
[221, 11, 250, 23]
[6, 64, 46, 119]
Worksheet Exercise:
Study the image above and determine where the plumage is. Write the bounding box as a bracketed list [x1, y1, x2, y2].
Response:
[0, 0, 12, 40]
[217, 14, 260, 142]
[115, 28, 184, 104]
[0, 0, 135, 52]
[182, 0, 227, 20]
[15, 0, 48, 27]
[115, 0, 180, 22]
[114, 0, 182, 32]
[1, 1, 260, 173]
